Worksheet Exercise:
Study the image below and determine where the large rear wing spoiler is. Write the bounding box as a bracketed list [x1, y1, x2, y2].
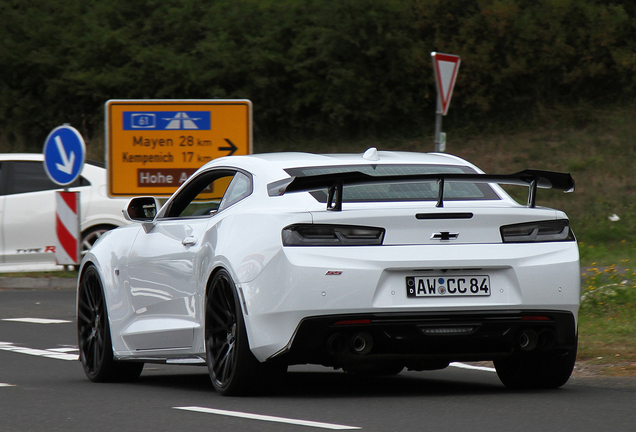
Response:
[267, 169, 575, 211]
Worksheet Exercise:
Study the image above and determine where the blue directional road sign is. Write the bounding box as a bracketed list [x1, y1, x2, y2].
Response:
[43, 125, 86, 186]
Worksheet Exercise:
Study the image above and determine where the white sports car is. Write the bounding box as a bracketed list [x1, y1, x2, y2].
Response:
[77, 148, 580, 395]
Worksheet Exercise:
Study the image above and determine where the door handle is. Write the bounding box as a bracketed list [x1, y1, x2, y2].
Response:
[182, 236, 198, 246]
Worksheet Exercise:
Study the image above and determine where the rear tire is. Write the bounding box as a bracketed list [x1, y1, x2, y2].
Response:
[494, 335, 577, 390]
[77, 265, 143, 382]
[206, 269, 265, 396]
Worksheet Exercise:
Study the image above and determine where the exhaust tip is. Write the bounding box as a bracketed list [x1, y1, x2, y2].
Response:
[327, 334, 349, 354]
[537, 329, 556, 349]
[519, 329, 538, 351]
[351, 333, 373, 355]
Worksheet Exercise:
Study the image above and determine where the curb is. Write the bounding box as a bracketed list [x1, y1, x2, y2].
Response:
[0, 277, 76, 290]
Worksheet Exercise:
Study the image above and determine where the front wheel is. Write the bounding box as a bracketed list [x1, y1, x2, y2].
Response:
[494, 335, 577, 390]
[77, 265, 143, 382]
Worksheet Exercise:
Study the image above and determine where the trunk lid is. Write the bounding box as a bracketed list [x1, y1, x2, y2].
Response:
[310, 202, 563, 245]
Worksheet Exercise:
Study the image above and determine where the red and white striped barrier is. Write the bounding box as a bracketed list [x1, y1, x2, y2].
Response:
[55, 191, 80, 265]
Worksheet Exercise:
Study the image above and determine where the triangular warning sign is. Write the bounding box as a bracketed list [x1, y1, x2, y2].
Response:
[431, 52, 461, 116]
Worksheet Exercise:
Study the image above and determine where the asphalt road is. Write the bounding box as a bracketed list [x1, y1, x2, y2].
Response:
[1, 287, 636, 432]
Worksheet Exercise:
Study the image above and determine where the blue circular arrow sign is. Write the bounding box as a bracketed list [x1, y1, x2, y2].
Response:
[43, 125, 86, 186]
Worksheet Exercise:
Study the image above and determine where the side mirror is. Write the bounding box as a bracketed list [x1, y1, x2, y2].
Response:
[124, 197, 160, 222]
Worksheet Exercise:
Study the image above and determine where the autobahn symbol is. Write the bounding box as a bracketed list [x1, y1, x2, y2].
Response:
[164, 112, 202, 129]
[124, 111, 211, 130]
[43, 125, 86, 186]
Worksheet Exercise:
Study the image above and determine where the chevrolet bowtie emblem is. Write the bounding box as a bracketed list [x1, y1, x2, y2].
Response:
[431, 232, 459, 240]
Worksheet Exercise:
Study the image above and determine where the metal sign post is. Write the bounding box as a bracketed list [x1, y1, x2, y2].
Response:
[434, 100, 444, 153]
[431, 52, 460, 152]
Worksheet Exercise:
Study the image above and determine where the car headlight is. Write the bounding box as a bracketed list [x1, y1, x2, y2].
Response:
[282, 224, 385, 246]
[500, 219, 574, 243]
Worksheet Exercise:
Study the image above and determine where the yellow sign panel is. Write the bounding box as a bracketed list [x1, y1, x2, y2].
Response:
[106, 99, 252, 197]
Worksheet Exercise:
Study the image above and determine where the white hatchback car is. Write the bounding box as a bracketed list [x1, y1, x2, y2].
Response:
[78, 149, 580, 395]
[0, 153, 129, 271]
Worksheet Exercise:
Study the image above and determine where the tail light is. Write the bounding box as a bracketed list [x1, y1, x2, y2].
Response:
[500, 220, 574, 243]
[282, 224, 385, 246]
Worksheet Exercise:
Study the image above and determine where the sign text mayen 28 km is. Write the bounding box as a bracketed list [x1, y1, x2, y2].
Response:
[106, 100, 252, 197]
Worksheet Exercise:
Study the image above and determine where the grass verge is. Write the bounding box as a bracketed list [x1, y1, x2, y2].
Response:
[578, 266, 636, 375]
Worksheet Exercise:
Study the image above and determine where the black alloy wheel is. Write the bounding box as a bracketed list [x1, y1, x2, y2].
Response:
[77, 265, 143, 382]
[206, 269, 263, 396]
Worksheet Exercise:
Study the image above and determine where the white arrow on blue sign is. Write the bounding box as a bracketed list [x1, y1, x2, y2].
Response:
[43, 125, 86, 186]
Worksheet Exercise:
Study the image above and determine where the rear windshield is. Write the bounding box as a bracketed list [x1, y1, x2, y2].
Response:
[284, 164, 501, 203]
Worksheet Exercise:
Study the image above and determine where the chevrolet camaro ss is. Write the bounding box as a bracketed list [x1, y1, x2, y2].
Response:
[77, 148, 580, 395]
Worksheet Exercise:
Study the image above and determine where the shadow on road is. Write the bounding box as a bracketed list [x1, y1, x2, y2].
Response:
[132, 364, 513, 398]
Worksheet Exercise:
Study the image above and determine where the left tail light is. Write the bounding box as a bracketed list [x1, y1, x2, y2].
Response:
[282, 224, 385, 246]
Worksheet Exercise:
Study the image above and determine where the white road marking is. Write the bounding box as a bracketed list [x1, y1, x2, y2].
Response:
[174, 406, 361, 430]
[47, 347, 78, 353]
[2, 318, 72, 324]
[0, 383, 16, 387]
[449, 362, 496, 373]
[0, 342, 78, 361]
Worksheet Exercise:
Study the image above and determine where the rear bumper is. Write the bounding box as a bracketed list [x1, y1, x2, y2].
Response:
[241, 242, 580, 362]
[273, 310, 577, 369]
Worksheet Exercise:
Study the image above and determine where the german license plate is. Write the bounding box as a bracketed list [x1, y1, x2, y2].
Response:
[406, 275, 491, 297]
